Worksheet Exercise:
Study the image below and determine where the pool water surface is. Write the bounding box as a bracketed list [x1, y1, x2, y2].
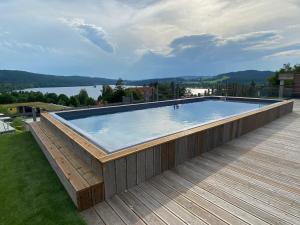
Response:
[56, 99, 269, 152]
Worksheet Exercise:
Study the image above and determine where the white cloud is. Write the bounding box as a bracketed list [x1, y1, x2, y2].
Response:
[61, 18, 114, 53]
[0, 0, 299, 78]
[266, 50, 300, 58]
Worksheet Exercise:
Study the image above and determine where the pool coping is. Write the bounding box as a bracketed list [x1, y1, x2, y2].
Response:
[41, 96, 293, 163]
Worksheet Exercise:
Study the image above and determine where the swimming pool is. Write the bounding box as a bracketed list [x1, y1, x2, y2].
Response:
[52, 98, 272, 153]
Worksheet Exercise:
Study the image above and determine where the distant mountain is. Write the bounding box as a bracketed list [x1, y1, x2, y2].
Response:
[129, 70, 274, 85]
[0, 69, 274, 92]
[0, 70, 117, 91]
[214, 70, 274, 84]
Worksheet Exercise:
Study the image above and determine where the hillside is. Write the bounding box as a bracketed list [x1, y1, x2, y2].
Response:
[214, 70, 274, 84]
[0, 70, 117, 91]
[0, 69, 274, 92]
[129, 70, 274, 86]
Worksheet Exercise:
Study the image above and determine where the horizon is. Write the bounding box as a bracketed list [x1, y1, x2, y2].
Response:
[0, 1, 300, 79]
[0, 68, 275, 81]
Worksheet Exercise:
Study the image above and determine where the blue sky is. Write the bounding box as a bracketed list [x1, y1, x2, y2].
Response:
[0, 0, 300, 79]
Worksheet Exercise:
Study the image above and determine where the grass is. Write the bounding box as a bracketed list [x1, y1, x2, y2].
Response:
[0, 132, 86, 225]
[0, 102, 68, 115]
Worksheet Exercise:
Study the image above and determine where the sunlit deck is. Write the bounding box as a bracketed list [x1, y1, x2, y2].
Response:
[80, 100, 300, 225]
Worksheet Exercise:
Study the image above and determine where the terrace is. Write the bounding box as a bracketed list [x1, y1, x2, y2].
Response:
[80, 99, 300, 225]
[28, 96, 299, 224]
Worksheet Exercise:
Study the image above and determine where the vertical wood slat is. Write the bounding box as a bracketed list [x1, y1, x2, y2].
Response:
[196, 131, 204, 156]
[115, 158, 126, 193]
[103, 161, 116, 199]
[161, 141, 176, 171]
[126, 154, 137, 188]
[168, 141, 175, 169]
[153, 146, 161, 175]
[161, 143, 168, 172]
[137, 151, 146, 184]
[175, 137, 187, 166]
[145, 148, 154, 180]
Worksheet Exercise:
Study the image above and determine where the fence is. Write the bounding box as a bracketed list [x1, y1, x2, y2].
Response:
[204, 84, 294, 99]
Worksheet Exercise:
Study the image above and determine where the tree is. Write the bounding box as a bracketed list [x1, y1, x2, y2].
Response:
[268, 63, 298, 86]
[57, 94, 70, 106]
[115, 78, 124, 89]
[113, 79, 126, 102]
[78, 89, 89, 105]
[69, 96, 79, 107]
[100, 85, 114, 103]
[45, 93, 58, 103]
[86, 97, 96, 106]
[0, 93, 15, 104]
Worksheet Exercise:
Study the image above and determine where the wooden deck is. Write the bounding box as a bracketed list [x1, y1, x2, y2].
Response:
[81, 100, 300, 225]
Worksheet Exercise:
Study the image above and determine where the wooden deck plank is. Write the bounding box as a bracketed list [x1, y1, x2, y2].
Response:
[81, 208, 105, 225]
[94, 202, 126, 225]
[156, 174, 249, 225]
[188, 158, 300, 223]
[209, 146, 300, 182]
[150, 176, 232, 225]
[106, 195, 146, 225]
[129, 186, 186, 225]
[205, 150, 300, 188]
[82, 100, 300, 225]
[196, 155, 300, 216]
[174, 165, 276, 225]
[118, 191, 166, 225]
[164, 170, 267, 225]
[139, 182, 207, 225]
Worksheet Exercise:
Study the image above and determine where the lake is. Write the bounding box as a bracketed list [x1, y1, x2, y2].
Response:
[22, 85, 133, 99]
[22, 86, 208, 99]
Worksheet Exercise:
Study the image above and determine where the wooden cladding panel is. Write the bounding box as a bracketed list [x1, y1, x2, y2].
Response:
[103, 161, 116, 199]
[161, 141, 175, 171]
[126, 154, 137, 188]
[137, 151, 146, 184]
[102, 101, 293, 199]
[115, 158, 126, 193]
[145, 148, 154, 180]
[103, 146, 162, 198]
[153, 145, 161, 176]
[43, 101, 293, 200]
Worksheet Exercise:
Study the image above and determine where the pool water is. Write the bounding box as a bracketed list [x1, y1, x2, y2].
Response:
[63, 100, 269, 152]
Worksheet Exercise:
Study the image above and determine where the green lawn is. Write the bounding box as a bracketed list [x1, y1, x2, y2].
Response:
[0, 132, 86, 225]
[0, 102, 68, 116]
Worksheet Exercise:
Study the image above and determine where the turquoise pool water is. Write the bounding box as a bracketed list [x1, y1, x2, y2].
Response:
[61, 99, 269, 152]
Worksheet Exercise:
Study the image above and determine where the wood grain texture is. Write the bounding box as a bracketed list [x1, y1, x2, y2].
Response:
[42, 98, 292, 164]
[82, 100, 300, 225]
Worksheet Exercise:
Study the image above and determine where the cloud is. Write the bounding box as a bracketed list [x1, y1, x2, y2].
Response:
[0, 0, 300, 78]
[130, 31, 300, 77]
[61, 18, 114, 53]
[266, 50, 300, 58]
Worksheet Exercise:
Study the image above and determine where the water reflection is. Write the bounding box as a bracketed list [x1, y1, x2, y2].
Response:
[69, 100, 268, 152]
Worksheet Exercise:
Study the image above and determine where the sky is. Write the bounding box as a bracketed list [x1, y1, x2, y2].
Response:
[0, 0, 300, 79]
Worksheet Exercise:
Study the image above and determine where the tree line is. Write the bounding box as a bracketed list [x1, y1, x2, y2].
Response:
[268, 63, 300, 86]
[0, 89, 96, 106]
[0, 79, 189, 106]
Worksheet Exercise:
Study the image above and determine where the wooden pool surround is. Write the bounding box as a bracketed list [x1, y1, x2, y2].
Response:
[39, 97, 294, 201]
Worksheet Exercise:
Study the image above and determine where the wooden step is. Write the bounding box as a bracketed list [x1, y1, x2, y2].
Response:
[30, 122, 104, 211]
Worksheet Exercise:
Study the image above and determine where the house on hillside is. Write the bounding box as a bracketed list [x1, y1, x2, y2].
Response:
[127, 86, 155, 102]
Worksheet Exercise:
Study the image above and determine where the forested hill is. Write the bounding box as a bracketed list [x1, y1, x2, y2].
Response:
[0, 69, 274, 92]
[0, 70, 117, 91]
[129, 70, 274, 86]
[214, 70, 274, 84]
